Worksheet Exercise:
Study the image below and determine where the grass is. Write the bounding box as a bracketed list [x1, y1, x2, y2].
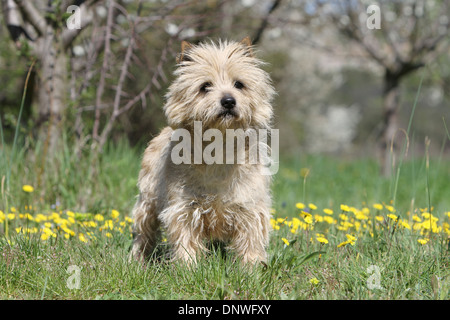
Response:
[1, 135, 449, 300]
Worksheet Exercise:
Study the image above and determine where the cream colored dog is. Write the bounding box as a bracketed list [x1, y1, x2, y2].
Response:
[131, 38, 275, 264]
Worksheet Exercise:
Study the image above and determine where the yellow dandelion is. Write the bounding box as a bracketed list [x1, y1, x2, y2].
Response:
[323, 216, 336, 224]
[111, 209, 120, 219]
[338, 240, 349, 248]
[337, 221, 354, 231]
[421, 212, 438, 222]
[296, 202, 306, 210]
[22, 185, 34, 193]
[304, 215, 313, 224]
[443, 223, 449, 235]
[349, 207, 358, 214]
[270, 218, 280, 230]
[94, 214, 104, 222]
[125, 216, 133, 223]
[385, 205, 395, 213]
[281, 237, 290, 246]
[50, 212, 60, 220]
[316, 233, 325, 237]
[104, 220, 114, 230]
[86, 221, 97, 228]
[316, 236, 328, 244]
[62, 226, 75, 236]
[387, 214, 398, 221]
[36, 214, 48, 222]
[400, 220, 411, 230]
[309, 277, 319, 285]
[340, 204, 350, 212]
[337, 234, 357, 247]
[314, 214, 324, 222]
[375, 215, 384, 222]
[308, 203, 317, 210]
[355, 211, 369, 220]
[323, 208, 333, 215]
[42, 227, 56, 237]
[291, 217, 301, 228]
[417, 238, 429, 245]
[346, 234, 357, 244]
[78, 233, 88, 243]
[373, 203, 383, 211]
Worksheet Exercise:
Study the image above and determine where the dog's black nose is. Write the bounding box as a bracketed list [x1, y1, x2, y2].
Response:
[221, 95, 236, 109]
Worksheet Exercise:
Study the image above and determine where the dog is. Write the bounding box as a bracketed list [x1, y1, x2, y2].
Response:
[131, 37, 275, 264]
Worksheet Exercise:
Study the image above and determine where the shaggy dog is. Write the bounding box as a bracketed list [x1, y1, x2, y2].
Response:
[131, 38, 275, 264]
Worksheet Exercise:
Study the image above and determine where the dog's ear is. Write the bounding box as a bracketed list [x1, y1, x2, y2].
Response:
[240, 36, 254, 57]
[176, 41, 194, 64]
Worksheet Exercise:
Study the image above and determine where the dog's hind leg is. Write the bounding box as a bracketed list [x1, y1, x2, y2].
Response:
[130, 194, 160, 261]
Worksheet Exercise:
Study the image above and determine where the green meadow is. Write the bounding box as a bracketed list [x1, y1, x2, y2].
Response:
[1, 137, 449, 300]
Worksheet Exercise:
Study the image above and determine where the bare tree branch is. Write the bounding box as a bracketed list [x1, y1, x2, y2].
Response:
[13, 0, 47, 35]
[97, 34, 135, 150]
[92, 0, 114, 143]
[253, 0, 282, 44]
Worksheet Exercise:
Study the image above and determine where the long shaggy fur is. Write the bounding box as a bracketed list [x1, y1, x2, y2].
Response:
[131, 38, 275, 264]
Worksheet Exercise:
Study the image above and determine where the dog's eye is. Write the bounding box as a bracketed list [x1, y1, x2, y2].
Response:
[234, 81, 245, 90]
[200, 82, 212, 93]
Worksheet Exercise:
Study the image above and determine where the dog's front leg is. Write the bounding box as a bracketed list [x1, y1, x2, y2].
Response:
[161, 207, 207, 264]
[228, 210, 270, 264]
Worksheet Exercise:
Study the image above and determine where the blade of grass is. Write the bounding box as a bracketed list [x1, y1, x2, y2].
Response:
[424, 136, 431, 217]
[391, 72, 424, 206]
[41, 274, 49, 300]
[8, 60, 36, 190]
[443, 118, 450, 141]
[0, 114, 5, 169]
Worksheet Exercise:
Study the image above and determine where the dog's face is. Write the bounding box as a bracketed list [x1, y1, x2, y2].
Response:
[164, 39, 275, 131]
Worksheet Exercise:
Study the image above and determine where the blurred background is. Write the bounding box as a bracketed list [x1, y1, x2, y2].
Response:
[1, 0, 449, 177]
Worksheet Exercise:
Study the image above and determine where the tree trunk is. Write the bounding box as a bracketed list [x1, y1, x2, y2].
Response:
[380, 71, 400, 177]
[35, 32, 67, 154]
